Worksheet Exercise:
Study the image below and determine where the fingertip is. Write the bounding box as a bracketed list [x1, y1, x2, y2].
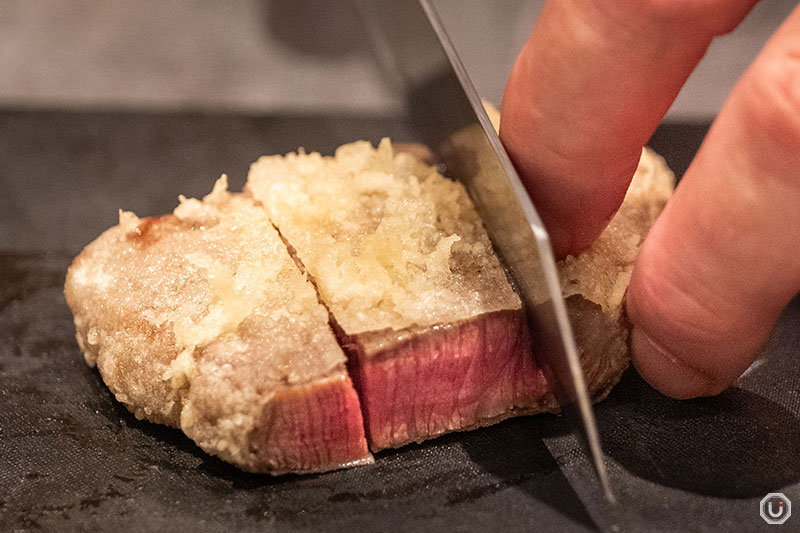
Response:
[625, 259, 732, 399]
[620, 2, 800, 403]
[629, 325, 724, 400]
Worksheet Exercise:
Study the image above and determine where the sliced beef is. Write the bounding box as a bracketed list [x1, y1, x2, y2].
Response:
[248, 376, 368, 472]
[64, 177, 372, 473]
[246, 139, 674, 451]
[246, 139, 536, 451]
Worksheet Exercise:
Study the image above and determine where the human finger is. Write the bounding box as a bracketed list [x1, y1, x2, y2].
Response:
[500, 0, 759, 257]
[628, 4, 800, 398]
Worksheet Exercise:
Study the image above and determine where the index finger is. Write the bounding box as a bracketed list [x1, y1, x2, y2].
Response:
[500, 0, 758, 257]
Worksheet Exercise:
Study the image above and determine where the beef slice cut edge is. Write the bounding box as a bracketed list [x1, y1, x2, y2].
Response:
[64, 178, 372, 473]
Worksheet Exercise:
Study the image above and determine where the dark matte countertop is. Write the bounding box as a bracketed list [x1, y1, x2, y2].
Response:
[0, 110, 797, 532]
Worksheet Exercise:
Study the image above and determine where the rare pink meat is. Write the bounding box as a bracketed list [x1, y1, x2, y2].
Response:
[249, 376, 371, 473]
[340, 310, 555, 451]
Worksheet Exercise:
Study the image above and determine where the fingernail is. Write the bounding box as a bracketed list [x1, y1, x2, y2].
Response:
[630, 327, 715, 399]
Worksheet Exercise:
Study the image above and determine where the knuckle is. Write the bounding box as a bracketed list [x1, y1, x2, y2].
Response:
[631, 256, 728, 352]
[630, 236, 769, 383]
[629, 227, 779, 387]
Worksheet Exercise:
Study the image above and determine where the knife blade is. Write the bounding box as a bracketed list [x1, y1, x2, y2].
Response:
[356, 0, 614, 503]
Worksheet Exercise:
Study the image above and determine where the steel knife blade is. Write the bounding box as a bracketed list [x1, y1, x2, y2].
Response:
[356, 0, 614, 503]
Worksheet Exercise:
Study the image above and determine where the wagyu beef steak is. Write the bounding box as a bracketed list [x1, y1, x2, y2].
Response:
[65, 133, 674, 472]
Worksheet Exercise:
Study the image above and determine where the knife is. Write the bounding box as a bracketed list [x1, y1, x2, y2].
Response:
[356, 0, 614, 503]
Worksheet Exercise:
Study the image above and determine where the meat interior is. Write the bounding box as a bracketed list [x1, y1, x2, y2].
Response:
[341, 310, 554, 450]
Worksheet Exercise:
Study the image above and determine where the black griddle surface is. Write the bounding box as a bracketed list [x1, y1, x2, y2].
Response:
[1, 111, 798, 532]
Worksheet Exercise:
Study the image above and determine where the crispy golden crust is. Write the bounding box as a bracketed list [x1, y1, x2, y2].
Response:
[559, 147, 675, 402]
[245, 139, 521, 335]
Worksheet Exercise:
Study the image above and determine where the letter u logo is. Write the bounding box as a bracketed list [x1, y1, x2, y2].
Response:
[769, 501, 784, 518]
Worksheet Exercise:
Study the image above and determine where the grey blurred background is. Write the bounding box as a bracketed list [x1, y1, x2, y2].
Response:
[0, 0, 796, 119]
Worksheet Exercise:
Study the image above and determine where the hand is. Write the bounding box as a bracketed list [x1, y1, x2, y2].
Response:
[500, 1, 800, 399]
